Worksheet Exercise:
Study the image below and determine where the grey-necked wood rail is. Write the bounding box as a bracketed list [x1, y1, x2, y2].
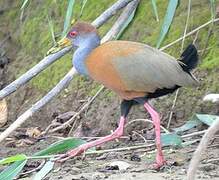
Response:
[57, 22, 199, 168]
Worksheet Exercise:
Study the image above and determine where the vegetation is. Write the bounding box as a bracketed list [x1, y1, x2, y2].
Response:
[0, 0, 218, 179]
[0, 0, 218, 92]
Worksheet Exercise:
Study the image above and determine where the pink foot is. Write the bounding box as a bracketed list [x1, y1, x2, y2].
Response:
[55, 116, 126, 162]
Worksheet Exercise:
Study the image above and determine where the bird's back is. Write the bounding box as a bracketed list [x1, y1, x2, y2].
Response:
[85, 41, 198, 99]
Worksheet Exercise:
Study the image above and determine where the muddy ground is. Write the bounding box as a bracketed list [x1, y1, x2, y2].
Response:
[0, 1, 219, 179]
[0, 47, 219, 179]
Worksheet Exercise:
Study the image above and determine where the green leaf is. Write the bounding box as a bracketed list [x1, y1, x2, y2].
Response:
[116, 7, 137, 39]
[33, 161, 54, 180]
[196, 114, 219, 126]
[62, 0, 75, 37]
[0, 160, 27, 180]
[34, 138, 86, 156]
[80, 0, 88, 17]
[209, 0, 216, 20]
[0, 154, 27, 165]
[161, 133, 182, 147]
[47, 15, 56, 46]
[173, 116, 202, 134]
[151, 0, 159, 22]
[156, 0, 179, 48]
[20, 0, 30, 10]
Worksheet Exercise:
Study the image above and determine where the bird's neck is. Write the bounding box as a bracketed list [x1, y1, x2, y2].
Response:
[73, 34, 100, 75]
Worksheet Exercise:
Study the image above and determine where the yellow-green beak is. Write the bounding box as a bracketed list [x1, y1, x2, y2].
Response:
[57, 37, 72, 48]
[46, 37, 72, 55]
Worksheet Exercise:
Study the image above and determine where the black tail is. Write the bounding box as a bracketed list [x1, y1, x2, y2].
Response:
[179, 44, 198, 72]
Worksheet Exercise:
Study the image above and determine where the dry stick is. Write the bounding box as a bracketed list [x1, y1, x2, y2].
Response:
[91, 0, 134, 27]
[0, 0, 135, 143]
[85, 143, 155, 155]
[187, 118, 219, 180]
[126, 118, 170, 133]
[160, 18, 219, 51]
[167, 89, 179, 129]
[0, 35, 10, 48]
[167, 0, 191, 129]
[181, 0, 191, 53]
[66, 86, 105, 136]
[0, 46, 71, 100]
[50, 0, 140, 134]
[181, 129, 207, 138]
[0, 0, 134, 101]
[0, 68, 78, 143]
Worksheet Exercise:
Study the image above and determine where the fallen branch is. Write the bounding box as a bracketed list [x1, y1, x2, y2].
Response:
[187, 117, 219, 180]
[125, 118, 170, 133]
[0, 68, 77, 143]
[92, 0, 134, 27]
[0, 0, 134, 100]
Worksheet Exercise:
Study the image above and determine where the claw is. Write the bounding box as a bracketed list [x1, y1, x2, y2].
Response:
[54, 147, 85, 163]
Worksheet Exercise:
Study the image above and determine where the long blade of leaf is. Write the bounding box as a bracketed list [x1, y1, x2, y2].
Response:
[196, 114, 219, 126]
[33, 161, 54, 180]
[47, 15, 56, 46]
[62, 0, 75, 37]
[173, 116, 202, 134]
[116, 7, 137, 39]
[161, 133, 182, 147]
[20, 0, 30, 10]
[0, 160, 27, 180]
[34, 138, 86, 156]
[210, 0, 216, 20]
[0, 154, 27, 165]
[156, 0, 179, 48]
[151, 0, 159, 22]
[80, 0, 88, 17]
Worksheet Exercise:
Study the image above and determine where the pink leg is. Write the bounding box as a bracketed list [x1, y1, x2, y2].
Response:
[144, 102, 165, 168]
[57, 116, 126, 162]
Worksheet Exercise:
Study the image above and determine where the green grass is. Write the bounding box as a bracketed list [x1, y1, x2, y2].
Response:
[0, 0, 218, 93]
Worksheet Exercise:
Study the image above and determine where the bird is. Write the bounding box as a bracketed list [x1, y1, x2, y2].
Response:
[57, 22, 199, 168]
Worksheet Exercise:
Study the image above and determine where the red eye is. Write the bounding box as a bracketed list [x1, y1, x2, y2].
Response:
[69, 31, 77, 37]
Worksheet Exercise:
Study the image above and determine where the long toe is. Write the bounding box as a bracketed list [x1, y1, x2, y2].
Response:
[55, 146, 85, 163]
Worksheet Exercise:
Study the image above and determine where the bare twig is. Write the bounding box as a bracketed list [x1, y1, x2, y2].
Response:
[18, 160, 46, 178]
[181, 0, 191, 52]
[187, 118, 219, 180]
[126, 118, 170, 133]
[160, 18, 219, 51]
[181, 130, 207, 138]
[101, 0, 139, 42]
[0, 35, 10, 48]
[0, 0, 134, 100]
[167, 89, 179, 129]
[0, 46, 71, 100]
[0, 68, 78, 143]
[92, 0, 134, 27]
[85, 143, 155, 155]
[66, 86, 105, 135]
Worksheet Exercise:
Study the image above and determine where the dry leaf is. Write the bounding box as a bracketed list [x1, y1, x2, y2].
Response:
[26, 127, 41, 138]
[0, 99, 7, 127]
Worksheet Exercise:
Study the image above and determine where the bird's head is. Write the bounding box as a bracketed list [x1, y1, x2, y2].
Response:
[59, 22, 100, 49]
